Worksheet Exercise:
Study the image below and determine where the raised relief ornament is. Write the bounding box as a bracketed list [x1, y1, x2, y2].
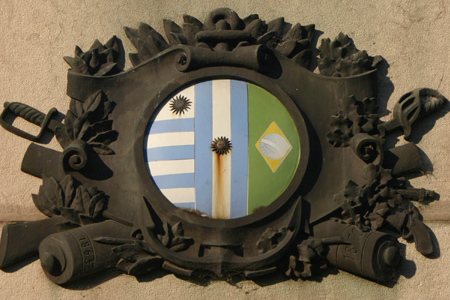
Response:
[0, 8, 446, 285]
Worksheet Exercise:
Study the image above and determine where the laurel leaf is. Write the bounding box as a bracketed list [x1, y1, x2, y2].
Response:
[56, 221, 80, 232]
[256, 31, 277, 45]
[243, 14, 260, 26]
[135, 38, 157, 61]
[292, 49, 312, 68]
[136, 240, 154, 254]
[87, 130, 118, 146]
[74, 186, 90, 215]
[104, 35, 120, 54]
[89, 192, 106, 218]
[60, 175, 75, 208]
[139, 23, 168, 51]
[64, 56, 89, 74]
[140, 37, 161, 58]
[83, 90, 103, 113]
[70, 99, 84, 118]
[127, 256, 162, 276]
[183, 14, 204, 30]
[89, 48, 100, 69]
[77, 115, 93, 140]
[124, 26, 140, 47]
[113, 244, 145, 262]
[37, 186, 56, 214]
[163, 19, 183, 35]
[93, 237, 132, 245]
[75, 45, 83, 57]
[164, 19, 187, 45]
[95, 62, 117, 76]
[169, 32, 186, 45]
[90, 143, 115, 155]
[172, 222, 183, 237]
[303, 24, 315, 41]
[159, 223, 171, 247]
[89, 39, 104, 52]
[72, 111, 89, 139]
[284, 23, 306, 42]
[79, 214, 96, 225]
[32, 193, 54, 217]
[59, 207, 81, 224]
[113, 244, 138, 255]
[267, 17, 285, 37]
[102, 99, 115, 119]
[129, 53, 142, 66]
[137, 22, 155, 39]
[79, 49, 93, 66]
[182, 23, 201, 45]
[42, 174, 64, 209]
[79, 119, 113, 141]
[115, 260, 135, 274]
[276, 40, 308, 58]
[244, 18, 266, 38]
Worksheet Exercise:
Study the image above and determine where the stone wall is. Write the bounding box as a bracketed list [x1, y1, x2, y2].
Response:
[0, 1, 449, 298]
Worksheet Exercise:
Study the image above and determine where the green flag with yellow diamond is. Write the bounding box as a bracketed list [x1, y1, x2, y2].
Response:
[248, 83, 300, 214]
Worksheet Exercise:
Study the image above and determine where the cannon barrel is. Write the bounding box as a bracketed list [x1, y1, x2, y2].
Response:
[39, 220, 131, 285]
[314, 218, 401, 282]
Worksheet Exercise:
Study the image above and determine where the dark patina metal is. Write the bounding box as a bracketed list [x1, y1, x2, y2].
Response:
[170, 95, 192, 115]
[0, 8, 446, 286]
[211, 137, 232, 155]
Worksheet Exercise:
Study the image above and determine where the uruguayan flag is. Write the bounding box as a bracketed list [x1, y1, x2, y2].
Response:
[145, 80, 300, 219]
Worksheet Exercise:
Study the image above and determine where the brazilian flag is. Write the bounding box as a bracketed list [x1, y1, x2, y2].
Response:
[248, 83, 300, 214]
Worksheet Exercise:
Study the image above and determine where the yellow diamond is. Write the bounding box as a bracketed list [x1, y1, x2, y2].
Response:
[256, 121, 292, 172]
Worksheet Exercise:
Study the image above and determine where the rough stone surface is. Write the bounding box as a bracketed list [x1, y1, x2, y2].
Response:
[0, 0, 449, 298]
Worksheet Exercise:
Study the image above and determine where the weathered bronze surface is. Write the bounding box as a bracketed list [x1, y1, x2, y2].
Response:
[0, 8, 446, 286]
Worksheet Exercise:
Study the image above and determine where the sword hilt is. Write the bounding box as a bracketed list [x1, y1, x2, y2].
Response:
[1, 101, 58, 142]
[4, 102, 46, 125]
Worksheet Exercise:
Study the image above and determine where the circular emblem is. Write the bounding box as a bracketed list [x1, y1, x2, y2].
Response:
[144, 79, 301, 219]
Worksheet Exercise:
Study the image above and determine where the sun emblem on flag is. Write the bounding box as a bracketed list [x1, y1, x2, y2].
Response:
[170, 95, 192, 115]
[211, 136, 232, 155]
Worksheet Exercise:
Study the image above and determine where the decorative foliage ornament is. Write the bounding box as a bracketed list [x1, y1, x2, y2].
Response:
[0, 8, 446, 287]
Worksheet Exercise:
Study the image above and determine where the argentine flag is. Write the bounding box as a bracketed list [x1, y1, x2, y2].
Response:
[145, 80, 300, 219]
